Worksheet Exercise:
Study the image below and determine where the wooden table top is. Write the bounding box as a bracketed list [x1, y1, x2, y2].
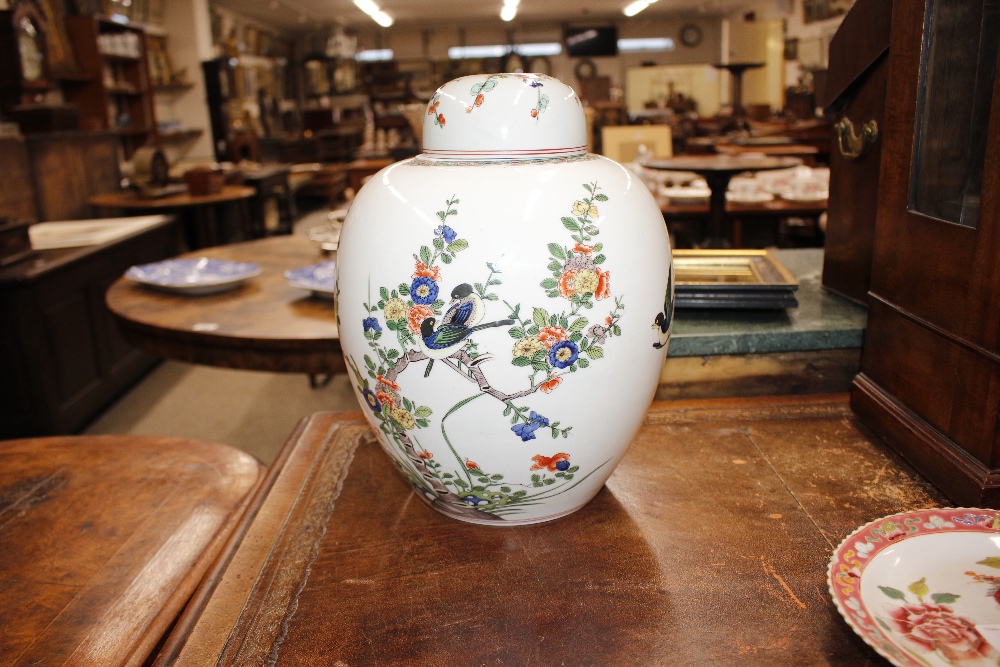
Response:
[105, 234, 344, 375]
[659, 196, 828, 218]
[644, 155, 803, 175]
[88, 185, 256, 210]
[156, 395, 944, 666]
[0, 434, 263, 666]
[716, 143, 820, 157]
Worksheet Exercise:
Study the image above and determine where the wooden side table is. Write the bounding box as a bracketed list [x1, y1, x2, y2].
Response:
[156, 395, 945, 666]
[105, 235, 344, 380]
[88, 186, 255, 249]
[0, 434, 264, 666]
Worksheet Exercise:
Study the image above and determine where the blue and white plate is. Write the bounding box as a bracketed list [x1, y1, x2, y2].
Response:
[285, 260, 336, 299]
[125, 258, 261, 295]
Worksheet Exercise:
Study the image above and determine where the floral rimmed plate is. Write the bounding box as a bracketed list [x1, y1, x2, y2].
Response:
[125, 258, 260, 295]
[284, 260, 336, 299]
[829, 508, 1000, 667]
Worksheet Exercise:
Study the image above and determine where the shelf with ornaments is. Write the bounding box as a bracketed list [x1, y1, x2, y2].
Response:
[63, 15, 157, 156]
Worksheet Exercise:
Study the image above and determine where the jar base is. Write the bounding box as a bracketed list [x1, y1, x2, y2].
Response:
[415, 491, 595, 526]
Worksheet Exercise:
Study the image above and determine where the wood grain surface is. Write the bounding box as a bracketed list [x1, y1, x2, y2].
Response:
[0, 434, 264, 666]
[158, 396, 947, 666]
[88, 187, 256, 211]
[105, 235, 344, 375]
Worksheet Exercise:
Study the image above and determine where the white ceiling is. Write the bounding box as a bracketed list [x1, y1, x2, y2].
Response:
[212, 0, 748, 31]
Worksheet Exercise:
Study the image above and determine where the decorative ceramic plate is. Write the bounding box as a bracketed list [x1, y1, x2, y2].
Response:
[661, 186, 711, 204]
[726, 192, 774, 204]
[829, 508, 1000, 667]
[125, 258, 260, 295]
[285, 260, 336, 298]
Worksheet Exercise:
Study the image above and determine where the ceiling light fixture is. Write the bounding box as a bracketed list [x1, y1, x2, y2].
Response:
[622, 0, 658, 17]
[500, 0, 519, 22]
[354, 0, 394, 27]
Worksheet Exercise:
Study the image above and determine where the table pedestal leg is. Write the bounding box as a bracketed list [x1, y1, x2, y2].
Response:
[703, 172, 733, 248]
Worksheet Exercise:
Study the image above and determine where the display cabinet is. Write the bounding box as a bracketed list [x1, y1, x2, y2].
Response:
[820, 0, 892, 305]
[0, 217, 177, 438]
[63, 15, 156, 157]
[852, 0, 1000, 505]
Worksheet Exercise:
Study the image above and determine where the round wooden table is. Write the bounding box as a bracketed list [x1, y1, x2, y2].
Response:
[106, 235, 344, 380]
[89, 186, 255, 249]
[644, 155, 802, 247]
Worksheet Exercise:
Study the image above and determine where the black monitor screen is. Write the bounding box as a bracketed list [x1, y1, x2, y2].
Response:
[564, 26, 619, 57]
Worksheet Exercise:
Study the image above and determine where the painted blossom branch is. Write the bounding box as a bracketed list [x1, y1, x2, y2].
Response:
[442, 350, 542, 402]
[391, 426, 502, 521]
[378, 344, 542, 404]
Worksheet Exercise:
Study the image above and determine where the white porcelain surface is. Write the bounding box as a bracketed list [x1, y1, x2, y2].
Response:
[125, 258, 260, 295]
[337, 74, 672, 525]
[422, 73, 587, 160]
[29, 215, 171, 249]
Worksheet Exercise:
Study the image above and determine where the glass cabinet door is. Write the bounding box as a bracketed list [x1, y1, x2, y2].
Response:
[909, 0, 1000, 228]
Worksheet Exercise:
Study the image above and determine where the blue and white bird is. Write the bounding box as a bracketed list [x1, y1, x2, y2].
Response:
[652, 266, 674, 350]
[420, 315, 513, 376]
[440, 283, 484, 328]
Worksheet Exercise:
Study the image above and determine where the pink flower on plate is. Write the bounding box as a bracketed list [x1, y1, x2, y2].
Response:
[886, 603, 999, 663]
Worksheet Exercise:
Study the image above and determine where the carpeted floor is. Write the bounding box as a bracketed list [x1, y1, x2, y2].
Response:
[83, 206, 361, 465]
[84, 361, 359, 465]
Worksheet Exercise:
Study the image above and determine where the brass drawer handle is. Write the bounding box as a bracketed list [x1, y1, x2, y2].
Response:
[836, 117, 879, 160]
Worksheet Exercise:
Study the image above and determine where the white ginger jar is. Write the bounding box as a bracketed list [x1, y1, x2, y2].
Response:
[336, 73, 673, 525]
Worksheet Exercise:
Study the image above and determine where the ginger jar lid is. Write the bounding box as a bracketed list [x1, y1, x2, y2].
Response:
[421, 73, 587, 160]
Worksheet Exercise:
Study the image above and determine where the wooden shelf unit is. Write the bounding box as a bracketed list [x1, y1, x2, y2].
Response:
[64, 16, 157, 157]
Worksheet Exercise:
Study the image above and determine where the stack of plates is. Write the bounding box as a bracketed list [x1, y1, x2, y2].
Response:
[661, 186, 711, 204]
[673, 249, 798, 309]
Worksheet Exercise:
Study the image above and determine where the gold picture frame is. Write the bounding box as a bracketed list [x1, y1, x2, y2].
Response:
[672, 249, 799, 309]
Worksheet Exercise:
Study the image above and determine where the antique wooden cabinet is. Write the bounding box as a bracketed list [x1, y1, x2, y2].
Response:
[852, 0, 1000, 505]
[820, 0, 892, 305]
[25, 130, 121, 220]
[0, 218, 177, 438]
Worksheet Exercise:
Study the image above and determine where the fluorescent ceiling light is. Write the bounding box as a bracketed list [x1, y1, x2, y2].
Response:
[516, 42, 561, 56]
[449, 45, 508, 59]
[501, 0, 519, 21]
[355, 49, 394, 61]
[448, 43, 562, 60]
[618, 37, 674, 52]
[353, 0, 394, 27]
[623, 0, 658, 17]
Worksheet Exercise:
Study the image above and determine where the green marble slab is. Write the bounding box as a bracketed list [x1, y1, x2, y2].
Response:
[668, 249, 867, 357]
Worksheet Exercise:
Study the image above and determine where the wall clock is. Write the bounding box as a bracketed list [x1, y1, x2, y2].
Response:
[0, 0, 52, 118]
[680, 24, 703, 48]
[1, 1, 49, 93]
